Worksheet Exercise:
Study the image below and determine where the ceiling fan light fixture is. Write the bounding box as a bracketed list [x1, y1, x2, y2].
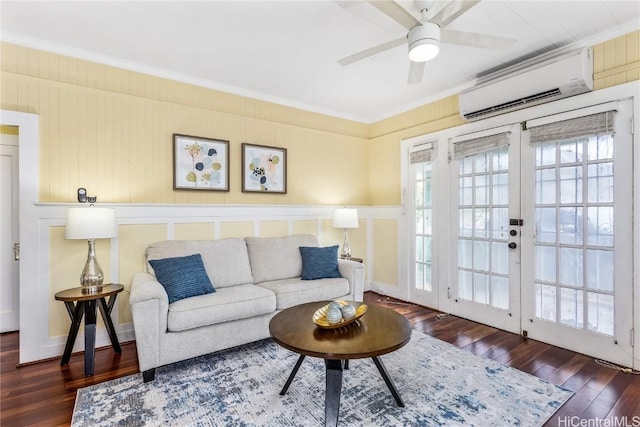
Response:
[408, 22, 440, 62]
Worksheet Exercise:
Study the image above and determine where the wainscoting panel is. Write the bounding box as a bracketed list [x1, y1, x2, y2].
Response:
[23, 203, 401, 364]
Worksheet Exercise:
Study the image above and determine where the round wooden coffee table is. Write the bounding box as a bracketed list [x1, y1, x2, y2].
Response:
[269, 301, 412, 427]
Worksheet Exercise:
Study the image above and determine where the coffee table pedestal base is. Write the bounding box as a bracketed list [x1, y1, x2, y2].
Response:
[280, 356, 404, 427]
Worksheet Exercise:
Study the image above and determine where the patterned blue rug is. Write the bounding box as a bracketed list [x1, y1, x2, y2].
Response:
[72, 330, 572, 426]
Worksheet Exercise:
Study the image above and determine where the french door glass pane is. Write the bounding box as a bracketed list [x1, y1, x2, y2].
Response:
[559, 247, 583, 287]
[491, 207, 509, 239]
[586, 249, 613, 292]
[535, 208, 556, 243]
[533, 134, 615, 336]
[560, 288, 584, 328]
[587, 135, 613, 161]
[587, 207, 613, 246]
[415, 162, 433, 292]
[491, 276, 509, 309]
[457, 146, 509, 309]
[559, 166, 582, 204]
[491, 241, 508, 274]
[587, 292, 613, 335]
[559, 207, 583, 245]
[535, 246, 556, 283]
[459, 270, 473, 300]
[587, 163, 613, 203]
[459, 239, 473, 269]
[535, 283, 557, 321]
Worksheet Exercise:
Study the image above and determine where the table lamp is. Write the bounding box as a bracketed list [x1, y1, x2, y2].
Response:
[65, 207, 118, 294]
[333, 208, 359, 259]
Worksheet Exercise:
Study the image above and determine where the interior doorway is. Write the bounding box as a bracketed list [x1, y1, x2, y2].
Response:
[1, 128, 20, 332]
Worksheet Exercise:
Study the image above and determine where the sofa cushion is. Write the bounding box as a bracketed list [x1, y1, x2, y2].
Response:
[146, 239, 253, 288]
[257, 277, 350, 310]
[167, 284, 276, 332]
[245, 234, 319, 283]
[148, 254, 215, 304]
[299, 245, 342, 280]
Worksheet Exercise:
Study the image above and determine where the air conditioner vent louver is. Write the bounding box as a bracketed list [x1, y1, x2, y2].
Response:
[459, 47, 593, 121]
[463, 88, 561, 121]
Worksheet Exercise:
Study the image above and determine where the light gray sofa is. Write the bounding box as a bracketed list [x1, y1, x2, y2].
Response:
[129, 234, 364, 382]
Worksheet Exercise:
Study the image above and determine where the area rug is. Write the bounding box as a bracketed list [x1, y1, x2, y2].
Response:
[72, 330, 572, 426]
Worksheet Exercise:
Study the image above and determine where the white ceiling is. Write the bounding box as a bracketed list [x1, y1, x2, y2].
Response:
[1, 1, 638, 123]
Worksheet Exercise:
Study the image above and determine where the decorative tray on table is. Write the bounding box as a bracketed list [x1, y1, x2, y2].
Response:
[312, 300, 368, 329]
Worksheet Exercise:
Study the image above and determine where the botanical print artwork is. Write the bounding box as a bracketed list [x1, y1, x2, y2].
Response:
[242, 143, 287, 193]
[174, 134, 229, 191]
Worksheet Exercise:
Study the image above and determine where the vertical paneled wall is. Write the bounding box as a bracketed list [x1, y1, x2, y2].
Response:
[0, 42, 370, 206]
[593, 31, 639, 88]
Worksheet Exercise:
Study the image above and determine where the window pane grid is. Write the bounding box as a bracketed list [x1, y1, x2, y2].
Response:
[533, 134, 615, 336]
[457, 146, 509, 310]
[414, 162, 433, 292]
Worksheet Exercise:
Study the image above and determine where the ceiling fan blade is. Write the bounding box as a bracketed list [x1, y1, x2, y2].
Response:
[430, 0, 480, 27]
[367, 0, 419, 31]
[408, 61, 425, 84]
[338, 37, 406, 66]
[441, 29, 516, 49]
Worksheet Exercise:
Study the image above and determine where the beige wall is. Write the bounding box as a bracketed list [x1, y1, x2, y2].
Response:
[1, 31, 638, 346]
[0, 42, 369, 206]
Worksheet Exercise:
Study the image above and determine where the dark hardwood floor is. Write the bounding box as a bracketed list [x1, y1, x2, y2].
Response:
[1, 292, 638, 426]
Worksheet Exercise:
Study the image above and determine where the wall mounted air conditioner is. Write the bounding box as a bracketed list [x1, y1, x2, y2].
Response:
[459, 47, 593, 121]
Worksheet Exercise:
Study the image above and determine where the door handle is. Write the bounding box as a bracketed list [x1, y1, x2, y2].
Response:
[13, 243, 20, 260]
[508, 242, 517, 249]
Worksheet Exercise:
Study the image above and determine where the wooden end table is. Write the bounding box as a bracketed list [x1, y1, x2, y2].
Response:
[54, 283, 123, 376]
[269, 301, 411, 427]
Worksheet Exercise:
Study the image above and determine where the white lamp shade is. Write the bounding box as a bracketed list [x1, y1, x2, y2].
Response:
[333, 208, 359, 229]
[65, 207, 118, 240]
[408, 22, 440, 62]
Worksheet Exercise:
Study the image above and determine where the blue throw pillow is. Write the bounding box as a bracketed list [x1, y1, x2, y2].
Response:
[299, 245, 342, 280]
[148, 254, 215, 304]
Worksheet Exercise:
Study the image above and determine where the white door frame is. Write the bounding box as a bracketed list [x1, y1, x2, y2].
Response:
[399, 81, 639, 368]
[0, 110, 39, 364]
[447, 124, 522, 334]
[1, 134, 20, 332]
[520, 100, 635, 367]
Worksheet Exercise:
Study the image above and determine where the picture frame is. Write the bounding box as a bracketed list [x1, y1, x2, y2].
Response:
[173, 134, 229, 191]
[241, 143, 287, 193]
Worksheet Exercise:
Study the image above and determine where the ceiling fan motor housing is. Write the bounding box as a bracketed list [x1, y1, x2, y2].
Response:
[408, 22, 441, 62]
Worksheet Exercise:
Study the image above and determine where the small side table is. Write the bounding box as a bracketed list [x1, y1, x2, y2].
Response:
[55, 283, 124, 376]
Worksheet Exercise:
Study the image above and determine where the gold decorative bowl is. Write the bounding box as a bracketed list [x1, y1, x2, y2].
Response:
[312, 300, 368, 329]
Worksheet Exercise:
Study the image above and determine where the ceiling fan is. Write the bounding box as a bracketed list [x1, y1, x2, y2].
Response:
[338, 0, 516, 84]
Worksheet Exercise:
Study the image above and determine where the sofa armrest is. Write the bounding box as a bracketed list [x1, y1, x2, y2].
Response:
[129, 272, 169, 372]
[130, 272, 169, 306]
[338, 259, 365, 302]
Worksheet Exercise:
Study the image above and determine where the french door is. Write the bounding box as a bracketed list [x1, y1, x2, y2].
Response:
[409, 141, 438, 308]
[520, 102, 634, 366]
[448, 125, 522, 333]
[431, 101, 634, 365]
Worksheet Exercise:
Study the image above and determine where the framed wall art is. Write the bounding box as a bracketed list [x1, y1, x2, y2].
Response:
[241, 143, 287, 193]
[173, 134, 229, 191]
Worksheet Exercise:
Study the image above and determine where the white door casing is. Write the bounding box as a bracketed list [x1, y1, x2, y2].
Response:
[448, 125, 522, 334]
[0, 133, 19, 332]
[520, 101, 634, 367]
[1, 109, 39, 364]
